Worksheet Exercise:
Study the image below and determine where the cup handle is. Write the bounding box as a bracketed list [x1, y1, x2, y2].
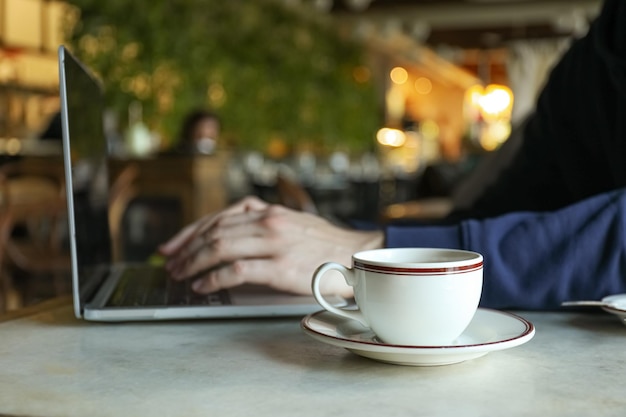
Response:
[311, 262, 368, 327]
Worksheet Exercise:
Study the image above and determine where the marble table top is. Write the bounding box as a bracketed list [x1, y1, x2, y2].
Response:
[0, 298, 625, 417]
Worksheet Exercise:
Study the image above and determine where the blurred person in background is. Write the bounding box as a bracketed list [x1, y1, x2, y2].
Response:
[170, 109, 221, 155]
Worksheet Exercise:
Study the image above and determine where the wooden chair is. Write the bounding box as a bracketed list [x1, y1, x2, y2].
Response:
[108, 163, 140, 262]
[0, 161, 71, 308]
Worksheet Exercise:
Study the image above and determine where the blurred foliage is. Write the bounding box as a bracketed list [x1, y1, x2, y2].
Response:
[63, 0, 382, 154]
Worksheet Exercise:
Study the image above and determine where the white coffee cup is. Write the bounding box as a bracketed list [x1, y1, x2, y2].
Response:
[312, 248, 483, 346]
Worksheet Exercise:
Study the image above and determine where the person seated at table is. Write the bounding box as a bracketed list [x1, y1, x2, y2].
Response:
[168, 108, 221, 155]
[159, 0, 626, 310]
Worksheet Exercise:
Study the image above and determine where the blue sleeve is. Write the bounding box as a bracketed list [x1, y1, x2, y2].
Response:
[385, 188, 626, 310]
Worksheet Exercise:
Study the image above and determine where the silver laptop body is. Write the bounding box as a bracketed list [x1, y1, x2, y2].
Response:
[58, 45, 340, 322]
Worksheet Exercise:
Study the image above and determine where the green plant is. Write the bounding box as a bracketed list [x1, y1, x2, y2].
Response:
[64, 0, 381, 154]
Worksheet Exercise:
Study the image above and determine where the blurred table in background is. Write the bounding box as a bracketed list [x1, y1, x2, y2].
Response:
[0, 147, 230, 227]
[109, 152, 229, 226]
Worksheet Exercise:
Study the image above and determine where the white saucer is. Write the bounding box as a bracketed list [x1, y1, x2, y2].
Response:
[562, 294, 626, 325]
[301, 308, 535, 366]
[600, 294, 626, 324]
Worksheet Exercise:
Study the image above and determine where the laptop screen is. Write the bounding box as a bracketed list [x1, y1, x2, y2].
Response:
[58, 46, 113, 315]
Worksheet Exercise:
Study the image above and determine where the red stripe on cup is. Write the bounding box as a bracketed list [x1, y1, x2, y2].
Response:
[354, 260, 483, 276]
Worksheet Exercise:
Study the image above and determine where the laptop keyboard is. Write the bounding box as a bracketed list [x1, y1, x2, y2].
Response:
[105, 266, 231, 307]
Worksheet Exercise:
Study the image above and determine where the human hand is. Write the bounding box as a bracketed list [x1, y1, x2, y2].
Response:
[158, 196, 384, 297]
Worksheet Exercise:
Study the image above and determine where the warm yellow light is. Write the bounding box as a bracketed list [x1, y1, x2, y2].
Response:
[376, 127, 406, 147]
[464, 84, 513, 121]
[390, 67, 408, 84]
[6, 138, 21, 155]
[4, 0, 42, 48]
[385, 85, 405, 121]
[480, 120, 512, 151]
[465, 85, 484, 107]
[465, 84, 514, 151]
[421, 119, 440, 140]
[479, 84, 513, 118]
[414, 77, 432, 94]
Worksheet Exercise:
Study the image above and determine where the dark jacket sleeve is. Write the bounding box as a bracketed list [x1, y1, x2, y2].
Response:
[386, 188, 626, 310]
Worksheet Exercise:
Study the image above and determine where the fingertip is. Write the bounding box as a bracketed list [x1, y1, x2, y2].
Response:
[158, 241, 177, 255]
[192, 278, 217, 294]
[243, 195, 269, 211]
[191, 279, 203, 292]
[164, 257, 182, 277]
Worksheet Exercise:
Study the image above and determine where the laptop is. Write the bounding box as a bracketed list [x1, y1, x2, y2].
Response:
[58, 45, 343, 321]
